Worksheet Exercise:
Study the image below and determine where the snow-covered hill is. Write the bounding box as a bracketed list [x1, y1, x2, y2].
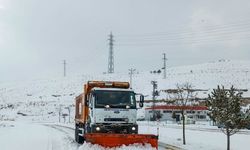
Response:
[0, 60, 250, 121]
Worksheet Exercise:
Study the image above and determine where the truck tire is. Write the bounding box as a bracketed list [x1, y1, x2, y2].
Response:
[75, 125, 78, 142]
[75, 124, 84, 144]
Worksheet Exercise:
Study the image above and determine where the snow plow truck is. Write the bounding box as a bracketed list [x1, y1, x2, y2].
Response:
[75, 81, 158, 149]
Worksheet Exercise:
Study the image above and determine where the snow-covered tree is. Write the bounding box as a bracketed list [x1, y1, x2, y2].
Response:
[206, 86, 250, 150]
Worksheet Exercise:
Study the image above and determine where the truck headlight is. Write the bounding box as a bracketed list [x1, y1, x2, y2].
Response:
[96, 127, 100, 131]
[132, 127, 136, 131]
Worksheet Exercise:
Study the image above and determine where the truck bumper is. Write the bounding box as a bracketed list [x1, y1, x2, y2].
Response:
[90, 123, 138, 134]
[84, 133, 158, 149]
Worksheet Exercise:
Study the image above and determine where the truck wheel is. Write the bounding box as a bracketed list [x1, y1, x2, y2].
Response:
[75, 125, 79, 142]
[78, 134, 84, 144]
[75, 127, 78, 141]
[75, 125, 84, 144]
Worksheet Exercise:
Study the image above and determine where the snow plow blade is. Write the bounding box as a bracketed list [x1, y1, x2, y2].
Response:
[84, 133, 158, 149]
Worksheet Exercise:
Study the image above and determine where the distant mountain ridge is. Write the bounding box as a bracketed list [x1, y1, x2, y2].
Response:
[0, 60, 249, 104]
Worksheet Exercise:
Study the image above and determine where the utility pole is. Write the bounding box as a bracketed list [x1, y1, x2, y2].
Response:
[245, 71, 249, 89]
[65, 106, 71, 123]
[59, 104, 62, 122]
[108, 32, 114, 73]
[63, 60, 66, 77]
[162, 53, 167, 79]
[129, 68, 136, 88]
[151, 81, 158, 121]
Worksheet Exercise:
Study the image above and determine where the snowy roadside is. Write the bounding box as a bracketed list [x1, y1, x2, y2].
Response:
[138, 121, 250, 150]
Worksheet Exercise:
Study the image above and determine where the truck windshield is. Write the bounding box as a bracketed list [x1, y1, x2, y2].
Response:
[94, 90, 136, 109]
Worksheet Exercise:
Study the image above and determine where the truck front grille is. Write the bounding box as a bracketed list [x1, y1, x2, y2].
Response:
[104, 118, 128, 122]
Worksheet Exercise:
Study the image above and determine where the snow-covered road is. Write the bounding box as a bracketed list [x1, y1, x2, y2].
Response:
[47, 124, 173, 150]
[0, 122, 78, 150]
[46, 124, 172, 150]
[0, 122, 161, 150]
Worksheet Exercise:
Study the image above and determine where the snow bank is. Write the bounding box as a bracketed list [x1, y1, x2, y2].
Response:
[79, 143, 156, 150]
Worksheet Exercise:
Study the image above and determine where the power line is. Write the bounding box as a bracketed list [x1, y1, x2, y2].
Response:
[116, 26, 250, 43]
[116, 34, 250, 47]
[116, 19, 250, 38]
[114, 19, 250, 47]
[116, 27, 250, 42]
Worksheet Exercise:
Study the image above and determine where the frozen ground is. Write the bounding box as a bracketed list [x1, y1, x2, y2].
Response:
[0, 121, 156, 150]
[0, 121, 76, 150]
[138, 121, 250, 150]
[1, 120, 249, 150]
[0, 60, 250, 150]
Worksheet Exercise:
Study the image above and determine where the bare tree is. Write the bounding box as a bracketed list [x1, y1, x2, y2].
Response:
[165, 82, 197, 145]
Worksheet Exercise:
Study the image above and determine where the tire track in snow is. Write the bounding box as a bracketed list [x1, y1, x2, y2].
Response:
[158, 142, 181, 150]
[44, 124, 80, 150]
[45, 124, 75, 141]
[46, 125, 62, 150]
[45, 124, 181, 150]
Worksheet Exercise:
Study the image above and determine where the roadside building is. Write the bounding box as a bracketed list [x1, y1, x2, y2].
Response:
[145, 105, 208, 122]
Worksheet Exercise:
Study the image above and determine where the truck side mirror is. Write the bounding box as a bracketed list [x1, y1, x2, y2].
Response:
[139, 102, 143, 108]
[140, 95, 144, 103]
[139, 95, 144, 108]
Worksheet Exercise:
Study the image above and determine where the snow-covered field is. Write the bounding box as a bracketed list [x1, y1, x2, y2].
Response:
[0, 60, 250, 150]
[139, 121, 250, 150]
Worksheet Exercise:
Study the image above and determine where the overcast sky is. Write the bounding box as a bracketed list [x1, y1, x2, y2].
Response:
[0, 0, 250, 81]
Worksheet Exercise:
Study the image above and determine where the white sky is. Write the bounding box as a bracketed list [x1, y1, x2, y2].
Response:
[0, 0, 250, 81]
